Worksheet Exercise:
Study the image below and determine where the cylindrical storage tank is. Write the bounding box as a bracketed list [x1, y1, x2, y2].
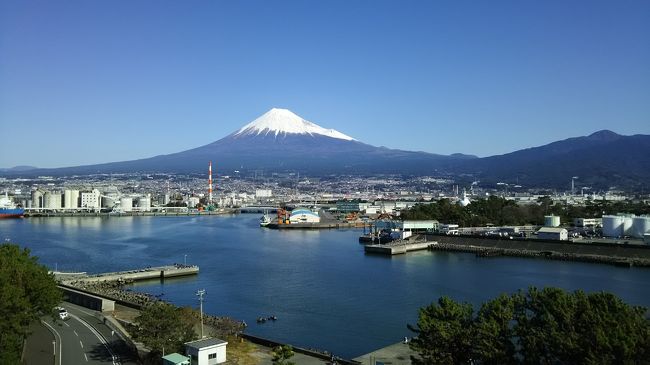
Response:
[602, 215, 624, 237]
[102, 196, 115, 208]
[631, 216, 650, 239]
[31, 190, 43, 209]
[64, 190, 79, 209]
[138, 197, 151, 211]
[44, 192, 62, 209]
[120, 197, 133, 212]
[544, 215, 560, 227]
[622, 216, 634, 236]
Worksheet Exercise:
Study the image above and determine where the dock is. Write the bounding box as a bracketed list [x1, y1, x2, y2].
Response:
[364, 241, 434, 255]
[267, 221, 369, 229]
[57, 265, 199, 283]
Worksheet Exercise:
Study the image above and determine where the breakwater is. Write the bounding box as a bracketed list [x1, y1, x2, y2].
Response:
[57, 264, 199, 283]
[428, 235, 650, 267]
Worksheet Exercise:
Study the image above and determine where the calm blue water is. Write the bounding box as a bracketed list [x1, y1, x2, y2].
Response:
[2, 215, 650, 358]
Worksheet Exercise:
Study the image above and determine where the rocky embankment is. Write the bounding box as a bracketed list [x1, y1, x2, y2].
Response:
[66, 279, 245, 335]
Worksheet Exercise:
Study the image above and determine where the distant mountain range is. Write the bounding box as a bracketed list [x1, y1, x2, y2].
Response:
[3, 108, 649, 189]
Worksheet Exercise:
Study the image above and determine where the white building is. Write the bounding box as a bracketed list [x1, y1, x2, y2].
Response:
[573, 218, 602, 227]
[80, 189, 101, 210]
[537, 227, 568, 241]
[255, 189, 272, 199]
[185, 338, 227, 365]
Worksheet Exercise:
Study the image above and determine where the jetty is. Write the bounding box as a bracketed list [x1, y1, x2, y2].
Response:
[365, 239, 434, 255]
[57, 264, 199, 283]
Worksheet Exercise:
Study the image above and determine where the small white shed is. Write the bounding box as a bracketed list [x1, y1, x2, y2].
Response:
[184, 338, 228, 365]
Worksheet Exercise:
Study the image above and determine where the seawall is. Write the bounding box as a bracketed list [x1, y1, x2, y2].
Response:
[426, 234, 650, 267]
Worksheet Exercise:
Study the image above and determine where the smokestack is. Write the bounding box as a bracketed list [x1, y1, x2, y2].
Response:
[208, 161, 213, 203]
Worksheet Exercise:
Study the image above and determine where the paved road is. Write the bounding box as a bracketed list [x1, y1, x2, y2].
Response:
[25, 303, 138, 365]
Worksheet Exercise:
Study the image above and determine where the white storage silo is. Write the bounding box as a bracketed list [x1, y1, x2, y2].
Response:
[102, 196, 115, 208]
[138, 196, 151, 211]
[631, 216, 650, 239]
[44, 191, 62, 209]
[622, 216, 634, 236]
[31, 189, 43, 209]
[64, 190, 79, 209]
[120, 197, 133, 212]
[602, 215, 624, 237]
[544, 215, 560, 227]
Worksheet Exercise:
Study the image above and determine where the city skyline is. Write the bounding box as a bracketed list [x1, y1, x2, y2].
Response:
[1, 0, 649, 168]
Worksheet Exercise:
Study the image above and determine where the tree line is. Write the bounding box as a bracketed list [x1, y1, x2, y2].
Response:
[400, 196, 650, 226]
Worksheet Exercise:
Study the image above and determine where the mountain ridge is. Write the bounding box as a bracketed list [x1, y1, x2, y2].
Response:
[1, 109, 648, 189]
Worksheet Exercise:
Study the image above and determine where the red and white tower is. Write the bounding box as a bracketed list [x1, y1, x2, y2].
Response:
[208, 161, 213, 204]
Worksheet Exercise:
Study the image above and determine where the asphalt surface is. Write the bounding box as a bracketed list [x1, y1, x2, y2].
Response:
[24, 303, 139, 365]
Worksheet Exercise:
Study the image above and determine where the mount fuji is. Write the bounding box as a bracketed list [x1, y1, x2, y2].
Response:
[24, 108, 473, 175]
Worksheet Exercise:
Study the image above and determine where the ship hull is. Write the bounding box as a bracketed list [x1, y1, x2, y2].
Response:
[0, 208, 25, 218]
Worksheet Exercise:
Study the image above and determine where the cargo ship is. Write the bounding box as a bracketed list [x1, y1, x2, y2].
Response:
[0, 192, 24, 218]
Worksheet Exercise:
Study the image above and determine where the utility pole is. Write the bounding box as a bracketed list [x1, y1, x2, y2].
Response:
[196, 289, 206, 338]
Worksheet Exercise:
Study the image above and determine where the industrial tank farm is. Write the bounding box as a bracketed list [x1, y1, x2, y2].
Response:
[603, 215, 650, 238]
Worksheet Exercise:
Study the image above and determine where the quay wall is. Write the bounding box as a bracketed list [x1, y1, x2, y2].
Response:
[240, 333, 361, 365]
[426, 234, 650, 267]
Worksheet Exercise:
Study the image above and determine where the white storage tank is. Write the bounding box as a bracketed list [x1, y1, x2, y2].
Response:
[544, 215, 560, 227]
[102, 196, 115, 208]
[631, 216, 650, 239]
[43, 191, 62, 210]
[31, 190, 43, 209]
[120, 197, 133, 212]
[64, 190, 79, 209]
[622, 216, 634, 236]
[602, 215, 624, 237]
[137, 196, 151, 211]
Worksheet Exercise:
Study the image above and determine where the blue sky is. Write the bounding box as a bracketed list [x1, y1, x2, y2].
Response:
[1, 0, 648, 168]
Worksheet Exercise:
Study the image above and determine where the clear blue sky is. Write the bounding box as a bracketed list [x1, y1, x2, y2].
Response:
[1, 0, 649, 168]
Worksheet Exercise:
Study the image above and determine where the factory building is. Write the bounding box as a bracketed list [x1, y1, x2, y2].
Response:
[573, 218, 602, 227]
[80, 189, 101, 210]
[537, 227, 568, 241]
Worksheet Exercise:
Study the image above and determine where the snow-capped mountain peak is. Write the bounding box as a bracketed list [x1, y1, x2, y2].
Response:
[234, 108, 356, 141]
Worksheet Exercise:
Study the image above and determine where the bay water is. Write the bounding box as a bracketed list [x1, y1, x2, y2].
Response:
[2, 214, 649, 358]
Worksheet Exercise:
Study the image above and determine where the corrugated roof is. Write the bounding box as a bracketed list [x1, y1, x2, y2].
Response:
[184, 337, 227, 349]
[162, 353, 189, 363]
[538, 227, 567, 233]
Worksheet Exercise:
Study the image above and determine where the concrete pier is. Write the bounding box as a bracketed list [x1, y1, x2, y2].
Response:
[364, 241, 433, 255]
[59, 265, 199, 283]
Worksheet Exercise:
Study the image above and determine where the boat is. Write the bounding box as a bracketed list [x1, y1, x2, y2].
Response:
[260, 212, 272, 227]
[0, 192, 24, 219]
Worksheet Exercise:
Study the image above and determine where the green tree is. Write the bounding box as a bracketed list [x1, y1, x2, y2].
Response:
[132, 302, 197, 356]
[0, 243, 62, 364]
[271, 344, 295, 365]
[409, 288, 650, 365]
[408, 296, 474, 365]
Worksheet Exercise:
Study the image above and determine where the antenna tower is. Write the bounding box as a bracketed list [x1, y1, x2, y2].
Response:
[208, 162, 213, 204]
